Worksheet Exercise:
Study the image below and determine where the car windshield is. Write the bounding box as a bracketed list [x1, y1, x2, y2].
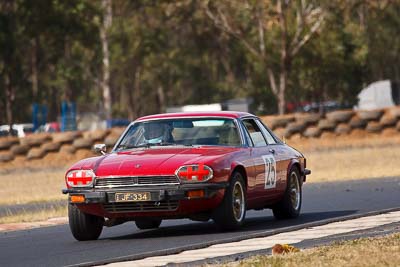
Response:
[115, 118, 241, 150]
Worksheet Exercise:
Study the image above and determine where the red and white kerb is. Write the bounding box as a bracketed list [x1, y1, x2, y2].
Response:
[66, 169, 95, 188]
[176, 164, 213, 182]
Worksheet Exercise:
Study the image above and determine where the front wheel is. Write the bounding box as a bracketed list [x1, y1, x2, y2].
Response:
[135, 219, 162, 230]
[68, 204, 104, 241]
[272, 167, 302, 219]
[213, 171, 246, 230]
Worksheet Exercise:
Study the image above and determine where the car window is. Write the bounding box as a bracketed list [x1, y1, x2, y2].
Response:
[242, 119, 267, 147]
[116, 118, 241, 150]
[255, 119, 277, 144]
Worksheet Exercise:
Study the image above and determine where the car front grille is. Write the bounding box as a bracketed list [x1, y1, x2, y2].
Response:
[95, 176, 179, 188]
[102, 200, 179, 213]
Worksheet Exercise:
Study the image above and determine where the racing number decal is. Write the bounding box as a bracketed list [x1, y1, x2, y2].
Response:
[262, 155, 276, 189]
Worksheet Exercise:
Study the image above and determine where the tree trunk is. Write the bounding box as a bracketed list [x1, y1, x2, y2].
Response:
[278, 71, 286, 115]
[100, 0, 112, 120]
[277, 0, 288, 115]
[3, 0, 16, 133]
[5, 74, 15, 135]
[157, 86, 165, 113]
[63, 38, 72, 101]
[31, 38, 39, 100]
[133, 66, 142, 117]
[124, 85, 135, 121]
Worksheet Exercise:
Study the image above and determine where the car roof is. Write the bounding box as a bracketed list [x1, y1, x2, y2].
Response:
[136, 111, 254, 122]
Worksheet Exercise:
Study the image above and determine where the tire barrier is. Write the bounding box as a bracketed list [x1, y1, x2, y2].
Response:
[27, 148, 46, 160]
[294, 113, 321, 125]
[349, 115, 368, 129]
[60, 144, 76, 154]
[389, 106, 400, 119]
[380, 114, 397, 127]
[10, 144, 30, 155]
[1, 107, 400, 164]
[0, 139, 17, 150]
[365, 121, 383, 133]
[72, 138, 94, 149]
[335, 123, 352, 135]
[20, 134, 51, 147]
[357, 109, 384, 121]
[284, 122, 307, 137]
[104, 135, 120, 147]
[270, 115, 295, 130]
[83, 129, 110, 142]
[0, 152, 14, 162]
[41, 142, 61, 153]
[326, 110, 354, 123]
[303, 126, 321, 138]
[317, 119, 337, 131]
[52, 132, 81, 144]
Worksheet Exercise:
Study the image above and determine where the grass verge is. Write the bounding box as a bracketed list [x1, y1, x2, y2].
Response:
[0, 206, 67, 224]
[228, 233, 400, 267]
[0, 169, 67, 205]
[305, 145, 400, 182]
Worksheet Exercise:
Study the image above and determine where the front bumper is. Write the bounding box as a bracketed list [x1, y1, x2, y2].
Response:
[62, 182, 229, 204]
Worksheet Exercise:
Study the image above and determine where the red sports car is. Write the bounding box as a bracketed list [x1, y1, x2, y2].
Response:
[63, 112, 310, 241]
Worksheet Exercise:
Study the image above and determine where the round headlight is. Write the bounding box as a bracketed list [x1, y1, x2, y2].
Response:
[175, 164, 213, 183]
[66, 169, 95, 188]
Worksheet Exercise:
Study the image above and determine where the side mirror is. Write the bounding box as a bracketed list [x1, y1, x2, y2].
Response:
[93, 144, 107, 155]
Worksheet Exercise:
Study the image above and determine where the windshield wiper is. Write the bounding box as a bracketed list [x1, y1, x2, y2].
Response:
[116, 143, 151, 150]
[157, 142, 177, 146]
[117, 142, 194, 151]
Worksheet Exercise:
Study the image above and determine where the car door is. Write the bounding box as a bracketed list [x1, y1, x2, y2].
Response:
[255, 119, 288, 196]
[241, 118, 279, 206]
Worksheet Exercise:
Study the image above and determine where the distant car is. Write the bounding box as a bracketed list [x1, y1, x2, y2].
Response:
[63, 112, 310, 241]
[0, 123, 34, 137]
[35, 122, 60, 133]
[299, 101, 353, 113]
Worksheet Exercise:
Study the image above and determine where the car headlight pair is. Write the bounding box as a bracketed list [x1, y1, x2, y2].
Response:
[66, 164, 214, 188]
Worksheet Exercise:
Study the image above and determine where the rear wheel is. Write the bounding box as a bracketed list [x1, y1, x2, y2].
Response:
[272, 167, 302, 219]
[68, 204, 104, 241]
[213, 171, 246, 230]
[135, 219, 162, 230]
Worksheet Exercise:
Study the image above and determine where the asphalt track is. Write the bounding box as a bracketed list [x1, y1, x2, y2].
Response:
[0, 177, 399, 267]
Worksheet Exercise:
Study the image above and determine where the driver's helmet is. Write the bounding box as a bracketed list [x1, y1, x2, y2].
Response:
[143, 123, 170, 143]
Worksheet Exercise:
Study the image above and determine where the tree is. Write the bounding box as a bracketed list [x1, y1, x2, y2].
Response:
[203, 0, 326, 114]
[100, 0, 112, 120]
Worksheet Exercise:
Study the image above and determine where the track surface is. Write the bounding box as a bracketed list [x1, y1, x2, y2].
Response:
[0, 177, 399, 267]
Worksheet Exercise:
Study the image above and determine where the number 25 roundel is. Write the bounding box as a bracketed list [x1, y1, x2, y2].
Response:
[262, 155, 276, 189]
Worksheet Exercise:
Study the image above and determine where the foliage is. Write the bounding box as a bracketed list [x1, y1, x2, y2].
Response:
[0, 0, 399, 124]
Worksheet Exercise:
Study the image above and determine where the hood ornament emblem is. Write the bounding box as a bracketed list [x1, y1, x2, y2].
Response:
[135, 164, 141, 168]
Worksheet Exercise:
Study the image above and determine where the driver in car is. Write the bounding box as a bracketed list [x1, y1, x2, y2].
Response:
[143, 123, 173, 144]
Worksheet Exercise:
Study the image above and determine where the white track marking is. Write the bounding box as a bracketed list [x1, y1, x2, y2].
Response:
[100, 211, 400, 267]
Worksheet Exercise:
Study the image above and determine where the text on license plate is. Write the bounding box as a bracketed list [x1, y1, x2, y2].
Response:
[115, 192, 151, 202]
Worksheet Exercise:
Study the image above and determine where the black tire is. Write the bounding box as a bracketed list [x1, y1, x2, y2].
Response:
[68, 204, 104, 241]
[213, 172, 246, 230]
[272, 167, 302, 220]
[135, 219, 162, 230]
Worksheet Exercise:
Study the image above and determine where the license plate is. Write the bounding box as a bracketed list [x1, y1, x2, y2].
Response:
[115, 192, 151, 202]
